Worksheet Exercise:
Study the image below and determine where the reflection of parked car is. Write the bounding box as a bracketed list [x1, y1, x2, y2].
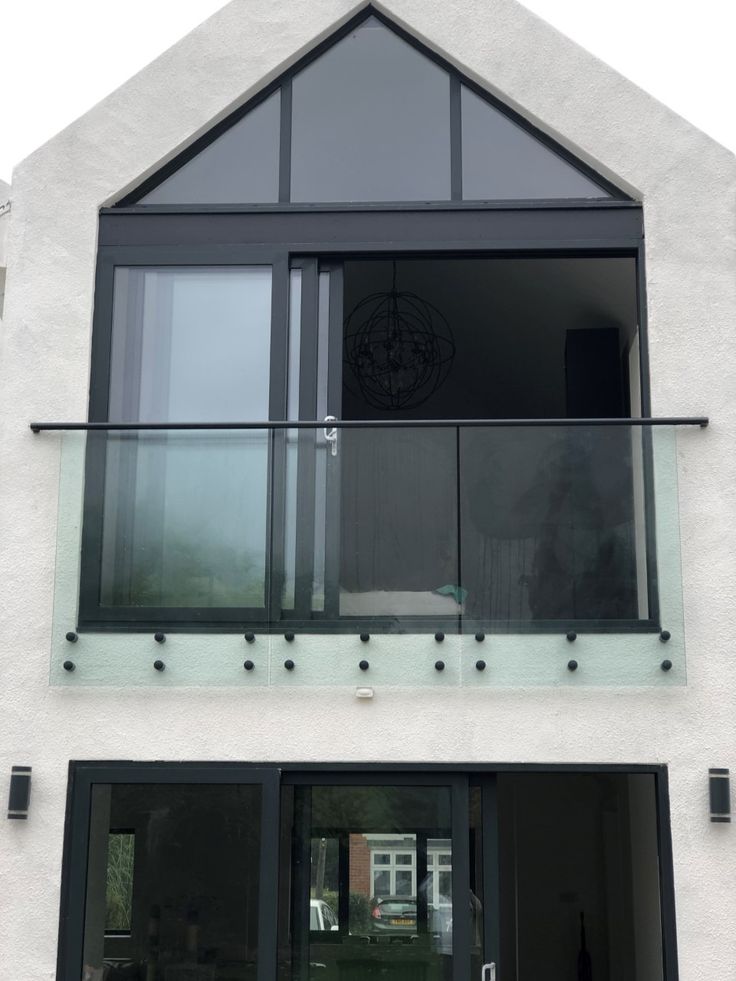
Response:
[371, 897, 417, 934]
[370, 897, 450, 935]
[310, 898, 339, 931]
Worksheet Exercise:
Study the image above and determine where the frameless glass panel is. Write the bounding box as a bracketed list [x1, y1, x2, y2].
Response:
[83, 783, 262, 981]
[339, 427, 461, 625]
[98, 430, 270, 608]
[459, 426, 644, 623]
[461, 86, 610, 200]
[280, 784, 454, 981]
[109, 266, 272, 423]
[291, 17, 451, 202]
[138, 91, 281, 204]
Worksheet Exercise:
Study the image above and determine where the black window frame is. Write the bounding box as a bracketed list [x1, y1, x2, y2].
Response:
[116, 5, 629, 209]
[80, 206, 657, 633]
[56, 760, 679, 981]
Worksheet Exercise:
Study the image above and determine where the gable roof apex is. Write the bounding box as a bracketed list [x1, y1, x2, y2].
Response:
[10, 0, 736, 208]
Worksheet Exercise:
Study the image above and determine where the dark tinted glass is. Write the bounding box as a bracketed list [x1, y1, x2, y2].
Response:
[83, 784, 262, 981]
[291, 17, 451, 202]
[459, 426, 641, 621]
[279, 784, 454, 981]
[139, 90, 280, 204]
[461, 86, 610, 200]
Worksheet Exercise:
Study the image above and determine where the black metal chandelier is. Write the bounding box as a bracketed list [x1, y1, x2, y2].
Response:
[343, 263, 455, 411]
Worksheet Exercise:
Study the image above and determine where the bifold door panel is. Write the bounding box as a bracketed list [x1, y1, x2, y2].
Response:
[61, 768, 668, 981]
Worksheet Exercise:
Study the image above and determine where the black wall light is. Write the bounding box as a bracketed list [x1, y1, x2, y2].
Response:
[7, 766, 32, 820]
[709, 768, 731, 823]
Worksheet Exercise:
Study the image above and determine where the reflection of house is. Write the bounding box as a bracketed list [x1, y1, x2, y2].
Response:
[1, 2, 734, 981]
[349, 834, 452, 910]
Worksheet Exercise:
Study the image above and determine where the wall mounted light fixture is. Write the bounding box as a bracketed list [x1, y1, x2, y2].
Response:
[7, 766, 32, 820]
[709, 768, 731, 823]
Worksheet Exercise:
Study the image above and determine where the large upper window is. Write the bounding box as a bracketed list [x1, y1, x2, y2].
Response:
[77, 7, 655, 636]
[127, 13, 622, 207]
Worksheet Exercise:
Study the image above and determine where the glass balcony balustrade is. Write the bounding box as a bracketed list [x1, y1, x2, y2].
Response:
[47, 422, 687, 685]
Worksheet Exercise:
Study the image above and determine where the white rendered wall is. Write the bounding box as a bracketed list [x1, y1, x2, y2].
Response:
[0, 177, 9, 317]
[0, 2, 735, 981]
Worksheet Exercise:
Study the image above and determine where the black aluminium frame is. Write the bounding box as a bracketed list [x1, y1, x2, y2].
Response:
[56, 761, 679, 981]
[113, 4, 629, 208]
[78, 206, 667, 634]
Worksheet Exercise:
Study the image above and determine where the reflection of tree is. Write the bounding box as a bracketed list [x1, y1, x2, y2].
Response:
[310, 787, 450, 832]
[464, 429, 637, 620]
[115, 531, 264, 608]
[105, 834, 134, 932]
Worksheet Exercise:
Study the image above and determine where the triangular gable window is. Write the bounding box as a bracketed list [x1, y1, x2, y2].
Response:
[128, 12, 622, 206]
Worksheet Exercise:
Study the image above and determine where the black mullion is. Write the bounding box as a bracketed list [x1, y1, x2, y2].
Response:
[451, 777, 471, 981]
[481, 777, 501, 977]
[56, 766, 93, 981]
[450, 75, 463, 200]
[338, 833, 350, 934]
[268, 255, 291, 622]
[279, 80, 292, 204]
[291, 785, 312, 981]
[293, 260, 319, 616]
[323, 264, 344, 619]
[80, 251, 117, 627]
[635, 244, 661, 626]
[655, 770, 680, 981]
[257, 768, 282, 981]
[416, 830, 429, 933]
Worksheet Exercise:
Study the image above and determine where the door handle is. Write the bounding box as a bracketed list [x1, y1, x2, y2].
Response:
[481, 963, 496, 981]
[324, 415, 338, 456]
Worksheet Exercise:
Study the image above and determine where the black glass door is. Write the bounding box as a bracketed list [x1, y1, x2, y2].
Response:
[277, 774, 497, 981]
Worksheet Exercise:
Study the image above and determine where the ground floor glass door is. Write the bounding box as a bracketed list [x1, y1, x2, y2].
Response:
[62, 767, 669, 981]
[277, 775, 493, 981]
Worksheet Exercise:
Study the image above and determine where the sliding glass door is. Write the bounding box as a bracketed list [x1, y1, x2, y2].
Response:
[277, 774, 494, 981]
[60, 766, 670, 981]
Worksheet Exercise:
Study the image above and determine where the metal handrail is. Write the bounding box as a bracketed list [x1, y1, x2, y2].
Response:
[30, 417, 708, 433]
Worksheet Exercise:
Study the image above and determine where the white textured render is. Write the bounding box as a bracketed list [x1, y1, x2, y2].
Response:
[0, 177, 9, 316]
[0, 2, 735, 980]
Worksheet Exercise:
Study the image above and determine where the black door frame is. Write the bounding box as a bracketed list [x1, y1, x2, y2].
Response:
[56, 761, 677, 981]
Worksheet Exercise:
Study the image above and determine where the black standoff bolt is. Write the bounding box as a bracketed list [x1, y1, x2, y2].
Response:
[434, 631, 445, 642]
[65, 632, 78, 643]
[284, 659, 295, 670]
[435, 660, 445, 671]
[63, 660, 75, 672]
[661, 659, 673, 672]
[475, 632, 485, 642]
[475, 660, 486, 671]
[360, 633, 370, 643]
[359, 659, 370, 671]
[153, 660, 165, 672]
[243, 660, 254, 671]
[154, 632, 166, 644]
[244, 632, 255, 643]
[566, 631, 577, 643]
[660, 630, 671, 643]
[285, 632, 295, 642]
[567, 659, 578, 672]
